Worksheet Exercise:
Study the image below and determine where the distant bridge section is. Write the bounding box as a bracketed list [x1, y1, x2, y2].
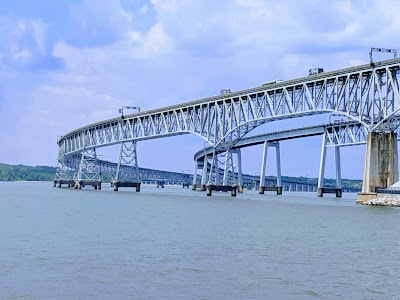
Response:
[194, 121, 400, 161]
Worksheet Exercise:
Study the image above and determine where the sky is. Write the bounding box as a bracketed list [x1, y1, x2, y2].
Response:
[0, 0, 399, 180]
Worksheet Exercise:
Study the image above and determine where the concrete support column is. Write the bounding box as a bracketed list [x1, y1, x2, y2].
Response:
[259, 141, 269, 194]
[317, 133, 327, 197]
[192, 160, 198, 190]
[360, 132, 399, 194]
[275, 142, 282, 195]
[335, 146, 342, 189]
[201, 155, 208, 191]
[237, 149, 243, 193]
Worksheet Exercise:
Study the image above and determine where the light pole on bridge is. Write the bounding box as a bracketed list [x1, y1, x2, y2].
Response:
[369, 47, 397, 64]
[119, 106, 141, 118]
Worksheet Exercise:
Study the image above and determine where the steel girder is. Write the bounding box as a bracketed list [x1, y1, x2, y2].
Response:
[57, 58, 400, 158]
[325, 123, 369, 147]
[206, 149, 241, 185]
[194, 121, 400, 163]
[76, 148, 101, 182]
[115, 141, 139, 182]
[57, 154, 190, 183]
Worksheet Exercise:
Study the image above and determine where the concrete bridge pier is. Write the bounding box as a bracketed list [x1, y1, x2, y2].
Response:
[192, 160, 198, 190]
[236, 149, 244, 193]
[259, 141, 282, 195]
[357, 132, 399, 202]
[317, 133, 342, 197]
[192, 156, 208, 191]
[200, 155, 208, 191]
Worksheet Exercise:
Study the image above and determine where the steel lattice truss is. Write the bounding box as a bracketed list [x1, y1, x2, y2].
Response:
[55, 153, 191, 183]
[76, 148, 101, 181]
[58, 58, 400, 160]
[325, 123, 369, 147]
[325, 122, 400, 147]
[115, 141, 139, 181]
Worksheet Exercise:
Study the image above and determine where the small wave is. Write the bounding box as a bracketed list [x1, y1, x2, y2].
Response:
[304, 290, 321, 298]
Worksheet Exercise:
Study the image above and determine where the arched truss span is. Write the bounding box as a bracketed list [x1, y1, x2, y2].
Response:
[58, 58, 400, 159]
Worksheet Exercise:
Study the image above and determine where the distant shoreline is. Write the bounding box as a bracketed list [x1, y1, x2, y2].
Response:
[0, 162, 363, 190]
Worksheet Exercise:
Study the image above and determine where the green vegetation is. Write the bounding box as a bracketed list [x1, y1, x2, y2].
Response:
[0, 163, 56, 181]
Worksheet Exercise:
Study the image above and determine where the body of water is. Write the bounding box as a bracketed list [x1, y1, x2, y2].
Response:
[1, 181, 399, 299]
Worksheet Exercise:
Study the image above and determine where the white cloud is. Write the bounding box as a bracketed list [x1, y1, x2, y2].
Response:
[0, 17, 61, 70]
[139, 4, 149, 15]
[65, 0, 134, 46]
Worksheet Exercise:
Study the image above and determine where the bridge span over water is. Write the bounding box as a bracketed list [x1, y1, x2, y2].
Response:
[55, 58, 400, 201]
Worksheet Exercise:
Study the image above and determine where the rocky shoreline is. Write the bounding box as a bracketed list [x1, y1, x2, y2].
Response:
[360, 197, 400, 207]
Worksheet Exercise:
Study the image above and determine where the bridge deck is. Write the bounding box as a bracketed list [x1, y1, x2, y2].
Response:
[58, 57, 400, 159]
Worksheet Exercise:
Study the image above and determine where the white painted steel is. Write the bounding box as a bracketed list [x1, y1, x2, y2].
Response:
[276, 142, 282, 188]
[58, 58, 400, 160]
[335, 147, 342, 189]
[115, 141, 139, 182]
[259, 142, 269, 186]
[237, 149, 243, 187]
[317, 133, 327, 189]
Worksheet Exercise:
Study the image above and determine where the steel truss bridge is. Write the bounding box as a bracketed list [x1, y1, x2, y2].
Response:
[55, 58, 400, 195]
[56, 155, 192, 184]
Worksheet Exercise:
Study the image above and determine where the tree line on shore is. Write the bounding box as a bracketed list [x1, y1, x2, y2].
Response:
[0, 162, 362, 190]
[0, 163, 56, 181]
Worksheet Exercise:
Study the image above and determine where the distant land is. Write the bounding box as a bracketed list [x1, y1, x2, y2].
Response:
[0, 162, 362, 190]
[0, 163, 56, 182]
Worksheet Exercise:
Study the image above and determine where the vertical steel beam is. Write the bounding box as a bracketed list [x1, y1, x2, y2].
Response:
[207, 152, 215, 185]
[259, 141, 269, 194]
[275, 142, 282, 194]
[335, 146, 342, 189]
[223, 151, 230, 185]
[201, 155, 208, 190]
[192, 160, 198, 189]
[75, 148, 101, 189]
[115, 141, 139, 182]
[317, 133, 327, 197]
[214, 152, 220, 185]
[237, 149, 243, 192]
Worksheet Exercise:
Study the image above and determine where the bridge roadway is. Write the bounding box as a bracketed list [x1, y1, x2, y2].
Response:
[56, 121, 365, 193]
[194, 120, 400, 162]
[57, 57, 400, 158]
[194, 121, 354, 162]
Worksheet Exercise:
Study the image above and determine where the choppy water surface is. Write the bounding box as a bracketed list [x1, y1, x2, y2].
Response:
[1, 182, 399, 299]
